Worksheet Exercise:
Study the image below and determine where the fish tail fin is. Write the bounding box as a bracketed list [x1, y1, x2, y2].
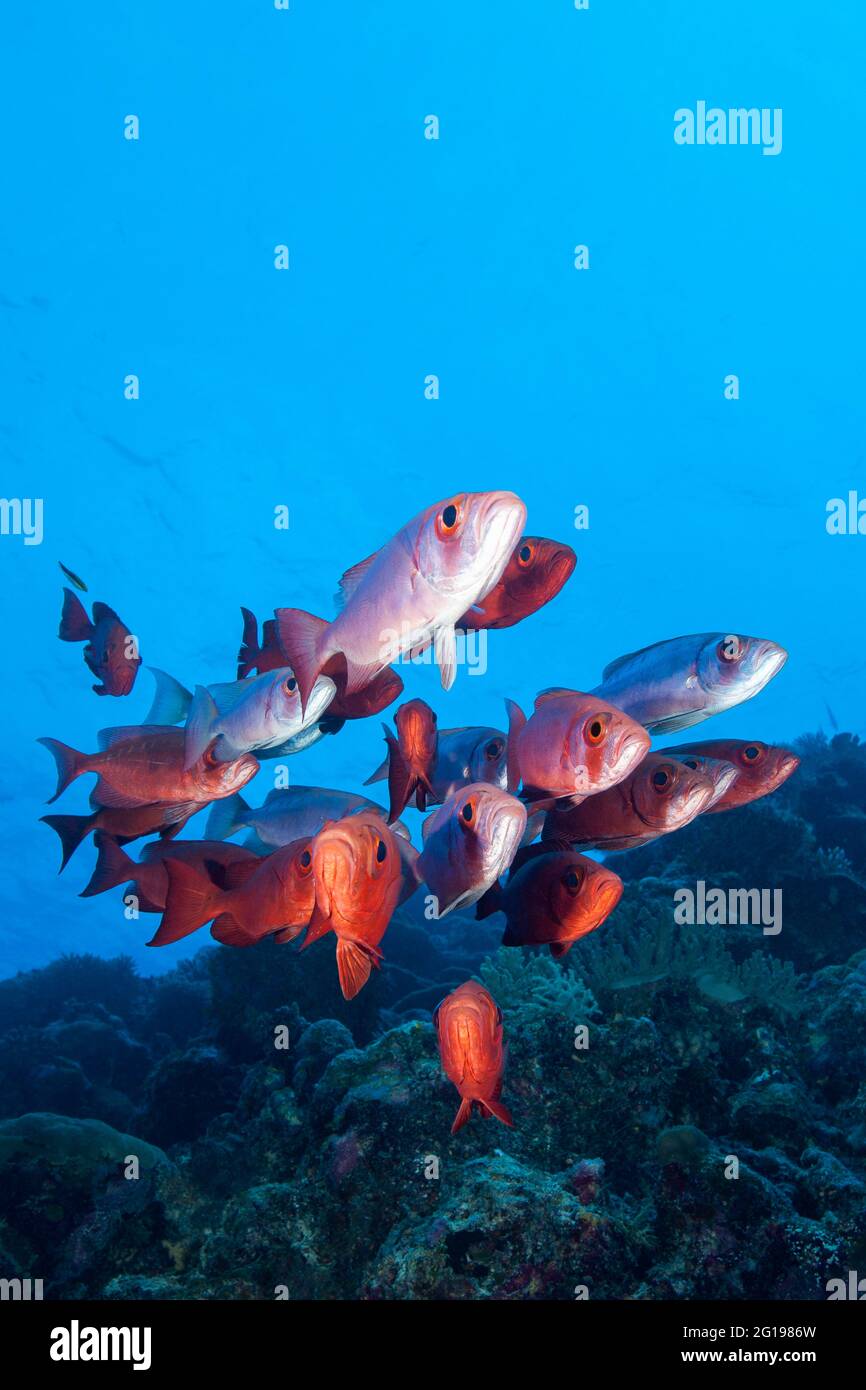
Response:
[237, 606, 261, 679]
[147, 859, 224, 947]
[184, 686, 220, 769]
[480, 1098, 514, 1128]
[384, 727, 414, 822]
[504, 698, 526, 793]
[58, 587, 92, 642]
[210, 913, 257, 947]
[274, 608, 328, 714]
[450, 1097, 474, 1134]
[37, 736, 86, 803]
[204, 791, 250, 841]
[144, 667, 193, 726]
[80, 833, 135, 898]
[475, 880, 505, 921]
[336, 938, 374, 1000]
[40, 812, 95, 871]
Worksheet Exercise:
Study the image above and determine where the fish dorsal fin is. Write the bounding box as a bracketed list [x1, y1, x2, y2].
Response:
[91, 601, 121, 625]
[335, 550, 381, 609]
[534, 687, 579, 706]
[97, 724, 175, 750]
[600, 642, 667, 681]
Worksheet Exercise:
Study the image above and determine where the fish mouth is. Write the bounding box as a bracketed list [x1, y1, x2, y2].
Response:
[547, 547, 578, 594]
[474, 493, 528, 598]
[301, 675, 337, 729]
[778, 753, 800, 780]
[587, 871, 623, 920]
[709, 761, 738, 803]
[745, 639, 788, 692]
[677, 776, 715, 823]
[476, 794, 527, 873]
[610, 725, 651, 780]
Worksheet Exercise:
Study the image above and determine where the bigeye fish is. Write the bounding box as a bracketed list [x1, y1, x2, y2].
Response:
[375, 698, 439, 821]
[58, 588, 141, 697]
[667, 753, 737, 809]
[662, 739, 800, 813]
[365, 724, 509, 805]
[478, 847, 623, 956]
[38, 726, 259, 812]
[434, 981, 513, 1134]
[505, 689, 651, 806]
[457, 535, 576, 631]
[301, 812, 406, 999]
[275, 491, 527, 713]
[543, 751, 715, 851]
[144, 667, 336, 769]
[205, 785, 411, 852]
[417, 784, 527, 917]
[592, 633, 788, 736]
[41, 799, 199, 872]
[81, 832, 262, 911]
[149, 837, 317, 949]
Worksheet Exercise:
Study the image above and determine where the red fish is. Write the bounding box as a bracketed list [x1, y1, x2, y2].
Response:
[662, 739, 800, 813]
[148, 837, 316, 947]
[381, 698, 438, 820]
[434, 981, 513, 1134]
[506, 689, 650, 806]
[543, 751, 714, 850]
[477, 847, 623, 955]
[457, 536, 576, 631]
[80, 834, 261, 911]
[41, 801, 197, 872]
[59, 588, 141, 696]
[237, 607, 403, 719]
[38, 726, 258, 811]
[301, 812, 405, 999]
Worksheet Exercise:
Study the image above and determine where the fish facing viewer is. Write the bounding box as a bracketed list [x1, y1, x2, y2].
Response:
[505, 689, 650, 806]
[417, 784, 527, 917]
[457, 536, 576, 631]
[592, 633, 788, 736]
[478, 848, 623, 956]
[434, 981, 513, 1134]
[301, 812, 406, 999]
[275, 491, 527, 713]
[58, 588, 141, 697]
[662, 739, 800, 813]
[543, 751, 715, 851]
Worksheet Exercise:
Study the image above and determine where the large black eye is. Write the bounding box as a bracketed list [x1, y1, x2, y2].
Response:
[442, 504, 457, 528]
[564, 870, 581, 889]
[300, 850, 311, 867]
[376, 839, 387, 862]
[285, 677, 297, 692]
[744, 746, 760, 761]
[485, 739, 503, 760]
[652, 769, 670, 788]
[519, 544, 532, 563]
[461, 802, 474, 823]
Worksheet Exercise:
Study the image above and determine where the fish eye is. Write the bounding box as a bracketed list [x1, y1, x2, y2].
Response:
[461, 800, 475, 824]
[485, 738, 504, 760]
[376, 838, 388, 862]
[285, 676, 297, 693]
[584, 716, 606, 746]
[743, 744, 763, 762]
[298, 848, 312, 873]
[563, 868, 582, 893]
[435, 499, 461, 539]
[652, 768, 671, 790]
[204, 746, 219, 768]
[517, 542, 534, 566]
[717, 635, 743, 664]
[682, 758, 699, 770]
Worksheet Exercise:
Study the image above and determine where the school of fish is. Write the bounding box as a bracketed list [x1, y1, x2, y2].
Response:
[43, 493, 797, 1134]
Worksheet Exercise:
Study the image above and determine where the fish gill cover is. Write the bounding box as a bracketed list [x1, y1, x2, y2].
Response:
[0, 1, 864, 1309]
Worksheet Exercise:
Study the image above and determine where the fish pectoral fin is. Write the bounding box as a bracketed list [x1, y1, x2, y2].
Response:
[434, 625, 458, 690]
[91, 777, 149, 810]
[480, 1098, 514, 1128]
[646, 711, 703, 735]
[184, 687, 221, 769]
[336, 938, 375, 1000]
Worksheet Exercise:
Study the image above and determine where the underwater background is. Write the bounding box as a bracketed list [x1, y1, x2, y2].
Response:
[1, 1, 865, 1300]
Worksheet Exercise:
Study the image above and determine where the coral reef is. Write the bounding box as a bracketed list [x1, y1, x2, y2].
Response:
[0, 731, 864, 1299]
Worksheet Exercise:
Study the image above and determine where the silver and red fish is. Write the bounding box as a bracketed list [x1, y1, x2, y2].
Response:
[144, 666, 336, 767]
[276, 490, 526, 713]
[505, 689, 650, 806]
[417, 784, 527, 917]
[592, 633, 788, 736]
[543, 751, 715, 851]
[457, 535, 576, 631]
[434, 981, 513, 1134]
[205, 785, 411, 852]
[59, 588, 141, 697]
[661, 739, 800, 813]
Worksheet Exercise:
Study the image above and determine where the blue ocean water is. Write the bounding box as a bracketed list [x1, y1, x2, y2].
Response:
[1, 1, 863, 976]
